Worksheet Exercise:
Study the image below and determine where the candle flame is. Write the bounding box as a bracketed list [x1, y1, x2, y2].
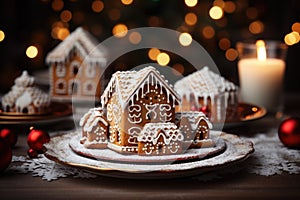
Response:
[256, 40, 267, 61]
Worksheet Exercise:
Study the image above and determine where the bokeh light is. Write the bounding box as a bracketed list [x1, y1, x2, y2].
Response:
[202, 26, 215, 39]
[57, 28, 70, 40]
[109, 9, 121, 21]
[218, 38, 231, 50]
[92, 0, 104, 13]
[284, 32, 300, 46]
[52, 0, 64, 12]
[185, 12, 197, 26]
[112, 24, 128, 37]
[121, 0, 134, 5]
[26, 46, 38, 58]
[249, 20, 264, 34]
[292, 22, 300, 33]
[184, 0, 198, 7]
[224, 1, 236, 13]
[179, 32, 192, 46]
[60, 10, 72, 22]
[246, 7, 258, 19]
[157, 52, 170, 66]
[148, 48, 161, 61]
[129, 31, 142, 44]
[209, 6, 223, 20]
[225, 48, 238, 61]
[0, 30, 5, 42]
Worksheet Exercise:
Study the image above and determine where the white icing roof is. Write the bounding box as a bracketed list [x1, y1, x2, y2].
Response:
[138, 122, 184, 145]
[174, 66, 237, 98]
[80, 107, 108, 132]
[46, 27, 106, 64]
[1, 71, 50, 110]
[101, 66, 181, 109]
[176, 111, 213, 130]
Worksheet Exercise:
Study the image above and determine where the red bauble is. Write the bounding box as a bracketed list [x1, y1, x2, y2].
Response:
[0, 128, 18, 147]
[278, 117, 300, 149]
[0, 138, 12, 172]
[27, 129, 50, 151]
[199, 106, 209, 114]
[27, 148, 38, 158]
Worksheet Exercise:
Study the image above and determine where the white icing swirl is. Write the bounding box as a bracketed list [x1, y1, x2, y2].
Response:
[15, 71, 35, 87]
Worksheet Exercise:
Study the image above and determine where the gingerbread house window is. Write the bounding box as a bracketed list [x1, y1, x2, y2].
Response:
[69, 79, 81, 95]
[70, 61, 81, 77]
[55, 63, 66, 77]
[85, 65, 96, 78]
[83, 80, 95, 95]
[55, 79, 67, 94]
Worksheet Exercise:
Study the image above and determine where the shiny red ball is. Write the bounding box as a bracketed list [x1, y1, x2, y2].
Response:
[0, 128, 18, 147]
[27, 148, 38, 158]
[0, 138, 12, 172]
[27, 129, 50, 151]
[278, 117, 300, 149]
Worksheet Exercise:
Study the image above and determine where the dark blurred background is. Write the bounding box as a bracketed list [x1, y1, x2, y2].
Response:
[0, 0, 299, 94]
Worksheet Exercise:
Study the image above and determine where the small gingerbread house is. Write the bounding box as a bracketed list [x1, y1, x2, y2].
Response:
[46, 27, 106, 102]
[176, 111, 214, 148]
[174, 67, 238, 122]
[101, 66, 181, 154]
[79, 107, 109, 148]
[137, 122, 184, 155]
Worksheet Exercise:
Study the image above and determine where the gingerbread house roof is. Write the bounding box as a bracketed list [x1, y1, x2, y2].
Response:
[46, 27, 106, 65]
[137, 122, 184, 145]
[176, 111, 212, 130]
[174, 66, 237, 99]
[101, 66, 181, 110]
[80, 107, 108, 132]
[1, 71, 50, 110]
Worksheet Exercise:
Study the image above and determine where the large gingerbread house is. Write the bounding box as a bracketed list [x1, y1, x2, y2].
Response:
[46, 27, 106, 102]
[100, 66, 181, 154]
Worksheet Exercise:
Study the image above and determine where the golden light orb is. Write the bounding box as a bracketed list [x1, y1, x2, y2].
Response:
[249, 20, 264, 34]
[121, 0, 134, 5]
[0, 30, 5, 42]
[202, 26, 215, 39]
[26, 46, 38, 59]
[185, 12, 197, 26]
[209, 6, 223, 20]
[112, 24, 128, 38]
[60, 10, 72, 22]
[148, 48, 161, 61]
[92, 0, 104, 13]
[292, 22, 300, 33]
[129, 31, 142, 44]
[225, 48, 238, 61]
[179, 32, 193, 46]
[184, 0, 198, 7]
[157, 52, 170, 66]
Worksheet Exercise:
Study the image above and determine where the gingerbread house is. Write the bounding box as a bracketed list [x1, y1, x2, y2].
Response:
[137, 122, 184, 155]
[174, 66, 238, 122]
[79, 107, 108, 148]
[1, 71, 50, 115]
[100, 66, 181, 154]
[46, 27, 106, 102]
[176, 111, 214, 148]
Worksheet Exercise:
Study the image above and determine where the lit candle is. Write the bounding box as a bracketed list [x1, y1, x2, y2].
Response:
[238, 40, 286, 113]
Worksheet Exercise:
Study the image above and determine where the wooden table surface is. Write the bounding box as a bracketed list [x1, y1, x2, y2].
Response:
[1, 93, 300, 200]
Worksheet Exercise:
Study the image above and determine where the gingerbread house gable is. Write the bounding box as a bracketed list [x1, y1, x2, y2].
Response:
[101, 66, 180, 110]
[46, 27, 106, 102]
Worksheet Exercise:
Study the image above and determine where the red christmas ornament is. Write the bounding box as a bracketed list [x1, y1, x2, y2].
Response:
[27, 148, 38, 158]
[199, 106, 209, 114]
[278, 117, 300, 149]
[0, 128, 18, 147]
[27, 129, 50, 151]
[0, 138, 12, 172]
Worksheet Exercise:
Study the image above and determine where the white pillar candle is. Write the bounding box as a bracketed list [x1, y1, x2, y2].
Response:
[238, 58, 285, 111]
[237, 40, 286, 113]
